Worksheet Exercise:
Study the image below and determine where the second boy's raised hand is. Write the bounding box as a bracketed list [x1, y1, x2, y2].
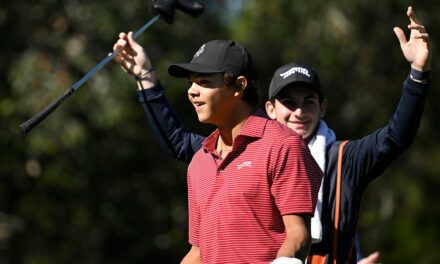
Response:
[393, 6, 431, 71]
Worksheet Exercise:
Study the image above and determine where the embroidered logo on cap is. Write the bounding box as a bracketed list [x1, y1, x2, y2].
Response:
[280, 67, 311, 79]
[194, 44, 205, 58]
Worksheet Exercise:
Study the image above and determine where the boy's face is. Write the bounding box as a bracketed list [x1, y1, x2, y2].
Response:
[187, 73, 236, 125]
[266, 83, 327, 141]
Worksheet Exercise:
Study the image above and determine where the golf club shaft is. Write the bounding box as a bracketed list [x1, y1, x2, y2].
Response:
[72, 14, 160, 90]
[20, 15, 160, 135]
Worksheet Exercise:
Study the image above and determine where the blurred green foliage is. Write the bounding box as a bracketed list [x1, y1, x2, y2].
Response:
[1, 0, 439, 263]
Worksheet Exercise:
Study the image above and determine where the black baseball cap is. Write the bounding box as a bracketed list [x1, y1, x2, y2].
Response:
[268, 63, 324, 101]
[168, 40, 258, 81]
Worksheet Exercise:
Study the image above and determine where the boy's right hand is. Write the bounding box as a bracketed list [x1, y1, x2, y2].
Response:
[112, 31, 153, 77]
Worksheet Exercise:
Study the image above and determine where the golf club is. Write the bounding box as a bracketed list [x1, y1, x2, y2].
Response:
[19, 15, 161, 135]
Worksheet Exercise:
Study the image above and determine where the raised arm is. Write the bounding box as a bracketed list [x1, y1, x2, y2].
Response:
[381, 5, 431, 149]
[112, 32, 204, 163]
[344, 5, 432, 188]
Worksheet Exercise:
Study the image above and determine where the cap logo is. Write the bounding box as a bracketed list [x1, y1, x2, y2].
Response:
[193, 44, 205, 58]
[279, 67, 310, 79]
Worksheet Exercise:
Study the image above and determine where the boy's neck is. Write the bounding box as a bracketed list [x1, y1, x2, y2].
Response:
[217, 104, 254, 147]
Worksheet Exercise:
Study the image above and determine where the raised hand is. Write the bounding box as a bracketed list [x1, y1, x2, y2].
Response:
[393, 6, 431, 71]
[112, 31, 152, 77]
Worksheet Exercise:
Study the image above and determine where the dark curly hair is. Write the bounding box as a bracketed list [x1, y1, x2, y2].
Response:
[223, 73, 260, 107]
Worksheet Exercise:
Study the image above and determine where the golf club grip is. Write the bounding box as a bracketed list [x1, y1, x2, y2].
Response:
[20, 88, 75, 135]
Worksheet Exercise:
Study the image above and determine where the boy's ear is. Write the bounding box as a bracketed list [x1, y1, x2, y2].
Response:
[265, 100, 277, 120]
[235, 76, 248, 95]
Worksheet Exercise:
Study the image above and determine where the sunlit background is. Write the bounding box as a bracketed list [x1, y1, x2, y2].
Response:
[1, 0, 439, 263]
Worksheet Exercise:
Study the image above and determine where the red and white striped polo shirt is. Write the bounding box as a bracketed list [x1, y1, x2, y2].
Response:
[187, 110, 322, 263]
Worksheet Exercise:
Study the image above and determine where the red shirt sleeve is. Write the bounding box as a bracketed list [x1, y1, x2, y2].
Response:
[270, 134, 323, 216]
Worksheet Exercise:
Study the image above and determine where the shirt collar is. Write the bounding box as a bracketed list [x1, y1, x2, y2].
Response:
[202, 108, 268, 153]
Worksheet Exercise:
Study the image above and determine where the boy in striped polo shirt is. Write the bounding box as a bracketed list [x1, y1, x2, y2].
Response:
[169, 39, 323, 264]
